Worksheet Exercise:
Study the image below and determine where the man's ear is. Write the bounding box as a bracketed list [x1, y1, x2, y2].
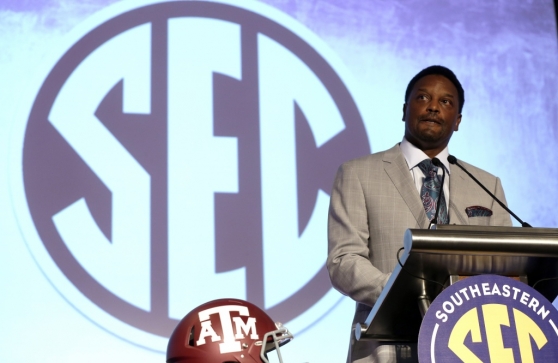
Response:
[454, 114, 462, 131]
[402, 103, 407, 121]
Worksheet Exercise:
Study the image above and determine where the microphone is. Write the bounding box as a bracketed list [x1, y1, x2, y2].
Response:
[447, 155, 531, 227]
[430, 157, 446, 228]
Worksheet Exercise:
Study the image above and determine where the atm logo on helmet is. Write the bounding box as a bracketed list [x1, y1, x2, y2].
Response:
[197, 305, 259, 353]
[418, 275, 558, 363]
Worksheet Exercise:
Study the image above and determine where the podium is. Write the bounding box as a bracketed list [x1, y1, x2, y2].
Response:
[355, 225, 558, 342]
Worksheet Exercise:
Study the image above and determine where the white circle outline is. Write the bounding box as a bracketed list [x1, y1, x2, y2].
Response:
[9, 0, 366, 352]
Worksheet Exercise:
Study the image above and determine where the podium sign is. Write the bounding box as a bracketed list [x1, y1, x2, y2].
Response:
[418, 275, 558, 362]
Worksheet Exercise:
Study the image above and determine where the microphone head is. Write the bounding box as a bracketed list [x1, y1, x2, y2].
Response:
[431, 158, 443, 167]
[447, 155, 457, 164]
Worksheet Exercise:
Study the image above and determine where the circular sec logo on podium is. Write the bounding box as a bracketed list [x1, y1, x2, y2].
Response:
[418, 275, 558, 362]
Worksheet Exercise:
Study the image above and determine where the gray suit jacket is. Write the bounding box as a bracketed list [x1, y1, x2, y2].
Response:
[327, 144, 512, 363]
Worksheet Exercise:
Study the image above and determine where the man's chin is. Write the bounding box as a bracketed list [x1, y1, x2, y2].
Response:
[417, 132, 442, 143]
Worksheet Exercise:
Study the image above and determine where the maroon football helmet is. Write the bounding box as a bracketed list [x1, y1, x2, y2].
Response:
[167, 298, 293, 363]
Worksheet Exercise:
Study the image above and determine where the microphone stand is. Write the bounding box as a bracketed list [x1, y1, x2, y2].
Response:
[447, 155, 532, 228]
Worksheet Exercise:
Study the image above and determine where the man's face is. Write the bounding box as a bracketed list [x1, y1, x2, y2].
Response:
[402, 74, 462, 157]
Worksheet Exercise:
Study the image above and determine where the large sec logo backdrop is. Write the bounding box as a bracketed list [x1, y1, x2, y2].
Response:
[11, 0, 369, 351]
[419, 275, 558, 362]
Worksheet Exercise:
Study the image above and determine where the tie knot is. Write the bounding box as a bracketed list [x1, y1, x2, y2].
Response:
[417, 159, 437, 175]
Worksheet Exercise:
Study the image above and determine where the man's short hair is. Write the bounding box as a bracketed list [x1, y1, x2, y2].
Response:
[404, 65, 465, 113]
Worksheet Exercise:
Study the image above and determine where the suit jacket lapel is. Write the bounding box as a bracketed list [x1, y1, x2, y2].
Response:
[448, 164, 469, 225]
[382, 145, 429, 228]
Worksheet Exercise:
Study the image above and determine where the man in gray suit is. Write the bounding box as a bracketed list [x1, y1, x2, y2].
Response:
[327, 65, 512, 363]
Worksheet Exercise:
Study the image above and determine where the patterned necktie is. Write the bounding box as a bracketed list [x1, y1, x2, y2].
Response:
[417, 159, 448, 224]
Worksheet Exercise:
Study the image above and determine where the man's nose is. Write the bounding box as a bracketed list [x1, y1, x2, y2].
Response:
[427, 100, 439, 113]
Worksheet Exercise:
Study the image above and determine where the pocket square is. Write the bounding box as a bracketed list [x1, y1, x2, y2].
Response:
[465, 206, 493, 217]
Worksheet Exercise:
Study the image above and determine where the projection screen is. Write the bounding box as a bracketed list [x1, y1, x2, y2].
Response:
[1, 0, 557, 362]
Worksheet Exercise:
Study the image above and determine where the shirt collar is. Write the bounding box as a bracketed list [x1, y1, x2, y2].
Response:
[400, 137, 451, 174]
